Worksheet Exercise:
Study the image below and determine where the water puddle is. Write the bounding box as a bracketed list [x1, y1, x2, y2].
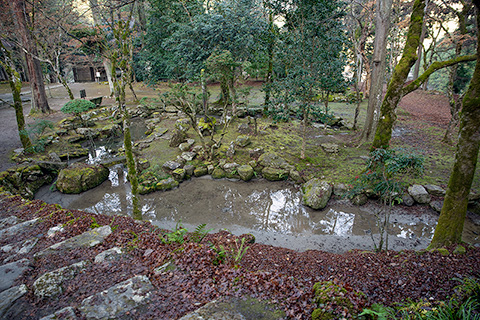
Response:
[35, 164, 480, 253]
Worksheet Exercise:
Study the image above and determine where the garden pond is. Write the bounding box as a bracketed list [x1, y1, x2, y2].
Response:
[35, 164, 480, 253]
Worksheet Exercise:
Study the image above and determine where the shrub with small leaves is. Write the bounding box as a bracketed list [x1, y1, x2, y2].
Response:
[61, 99, 96, 117]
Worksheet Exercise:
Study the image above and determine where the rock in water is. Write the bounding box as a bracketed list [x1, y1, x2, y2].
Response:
[56, 163, 109, 194]
[302, 179, 332, 210]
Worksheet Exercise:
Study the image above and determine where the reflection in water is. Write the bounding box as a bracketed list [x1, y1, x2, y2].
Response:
[35, 164, 479, 246]
[318, 209, 355, 236]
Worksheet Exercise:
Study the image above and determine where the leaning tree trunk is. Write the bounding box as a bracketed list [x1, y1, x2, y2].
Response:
[360, 0, 393, 143]
[10, 0, 50, 113]
[371, 0, 425, 150]
[429, 2, 480, 248]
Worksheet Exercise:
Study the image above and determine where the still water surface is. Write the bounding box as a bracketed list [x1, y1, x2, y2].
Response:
[36, 164, 480, 253]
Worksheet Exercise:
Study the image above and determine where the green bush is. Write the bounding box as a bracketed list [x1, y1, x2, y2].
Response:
[61, 99, 96, 115]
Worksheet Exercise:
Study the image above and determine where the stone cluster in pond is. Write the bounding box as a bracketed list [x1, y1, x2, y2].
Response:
[136, 151, 305, 196]
[300, 178, 461, 213]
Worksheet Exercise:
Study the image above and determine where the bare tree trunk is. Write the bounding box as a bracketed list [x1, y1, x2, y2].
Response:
[372, 0, 425, 150]
[430, 2, 480, 248]
[264, 12, 275, 112]
[136, 0, 147, 32]
[359, 0, 393, 143]
[103, 57, 115, 96]
[10, 0, 50, 113]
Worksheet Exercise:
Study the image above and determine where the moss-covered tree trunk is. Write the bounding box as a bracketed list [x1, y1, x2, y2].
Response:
[0, 42, 32, 150]
[429, 3, 480, 248]
[371, 0, 425, 150]
[111, 17, 141, 220]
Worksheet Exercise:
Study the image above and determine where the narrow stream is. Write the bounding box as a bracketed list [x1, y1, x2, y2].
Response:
[36, 164, 480, 253]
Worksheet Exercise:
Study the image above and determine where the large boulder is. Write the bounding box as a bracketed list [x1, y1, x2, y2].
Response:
[56, 163, 109, 194]
[408, 184, 431, 204]
[302, 179, 332, 210]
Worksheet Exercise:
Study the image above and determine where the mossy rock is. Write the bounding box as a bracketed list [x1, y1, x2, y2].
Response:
[453, 245, 466, 255]
[302, 179, 332, 210]
[138, 184, 155, 195]
[172, 168, 186, 182]
[212, 167, 226, 179]
[431, 248, 450, 256]
[262, 167, 288, 181]
[56, 163, 109, 194]
[156, 177, 179, 191]
[238, 165, 254, 181]
[194, 167, 208, 177]
[311, 280, 366, 320]
[258, 153, 294, 171]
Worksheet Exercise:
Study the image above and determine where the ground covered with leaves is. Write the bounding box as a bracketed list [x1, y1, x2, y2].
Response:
[1, 193, 479, 319]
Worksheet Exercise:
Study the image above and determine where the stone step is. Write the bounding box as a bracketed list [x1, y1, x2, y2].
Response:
[79, 275, 154, 319]
[35, 225, 112, 258]
[0, 258, 32, 292]
[33, 260, 90, 299]
[0, 218, 39, 239]
[0, 285, 28, 318]
[178, 296, 285, 320]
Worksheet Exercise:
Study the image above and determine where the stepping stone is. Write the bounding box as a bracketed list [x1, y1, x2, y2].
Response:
[0, 218, 39, 238]
[0, 285, 28, 318]
[178, 296, 285, 320]
[0, 216, 20, 229]
[0, 258, 32, 292]
[35, 225, 112, 258]
[33, 260, 89, 298]
[40, 307, 78, 320]
[94, 247, 123, 263]
[79, 275, 154, 319]
[1, 237, 38, 263]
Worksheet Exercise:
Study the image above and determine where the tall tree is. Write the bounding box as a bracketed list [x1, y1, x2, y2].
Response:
[430, 0, 480, 248]
[441, 0, 475, 144]
[9, 0, 50, 113]
[268, 0, 346, 159]
[359, 0, 393, 143]
[371, 0, 476, 149]
[107, 3, 141, 219]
